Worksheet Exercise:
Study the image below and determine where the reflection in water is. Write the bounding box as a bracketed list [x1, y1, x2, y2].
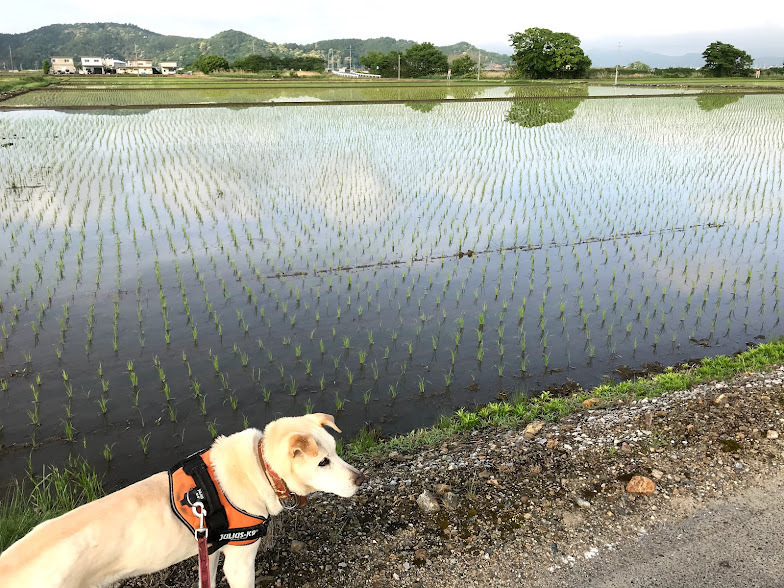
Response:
[404, 101, 439, 113]
[506, 85, 588, 127]
[696, 94, 743, 112]
[64, 109, 155, 117]
[402, 86, 484, 113]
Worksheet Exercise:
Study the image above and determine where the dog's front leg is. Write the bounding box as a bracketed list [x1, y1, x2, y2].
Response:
[221, 543, 261, 588]
[207, 549, 221, 588]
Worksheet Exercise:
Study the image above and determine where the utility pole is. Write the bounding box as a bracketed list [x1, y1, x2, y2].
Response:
[614, 42, 621, 86]
[477, 48, 480, 81]
[9, 46, 14, 71]
[252, 39, 255, 55]
[349, 45, 352, 71]
[398, 53, 400, 79]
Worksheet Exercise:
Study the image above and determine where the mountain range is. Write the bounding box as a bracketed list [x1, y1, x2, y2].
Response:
[2, 23, 782, 71]
[0, 23, 511, 69]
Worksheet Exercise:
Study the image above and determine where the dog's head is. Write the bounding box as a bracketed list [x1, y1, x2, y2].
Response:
[263, 413, 365, 498]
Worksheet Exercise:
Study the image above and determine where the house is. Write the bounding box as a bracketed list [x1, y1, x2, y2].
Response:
[159, 61, 178, 75]
[80, 57, 104, 74]
[102, 58, 126, 73]
[118, 59, 154, 75]
[50, 56, 76, 74]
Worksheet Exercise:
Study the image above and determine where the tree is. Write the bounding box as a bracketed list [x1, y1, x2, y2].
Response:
[192, 55, 229, 74]
[360, 51, 387, 71]
[42, 60, 51, 75]
[403, 43, 448, 77]
[450, 54, 477, 76]
[508, 28, 591, 79]
[627, 61, 651, 72]
[232, 54, 322, 72]
[360, 50, 403, 77]
[702, 41, 753, 77]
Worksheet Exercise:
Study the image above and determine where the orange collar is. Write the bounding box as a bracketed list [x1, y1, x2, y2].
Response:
[258, 438, 307, 510]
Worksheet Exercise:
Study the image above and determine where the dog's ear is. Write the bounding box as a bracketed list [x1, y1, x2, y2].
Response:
[289, 432, 319, 458]
[309, 413, 342, 433]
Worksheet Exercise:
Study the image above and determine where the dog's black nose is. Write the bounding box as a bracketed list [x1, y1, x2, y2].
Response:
[354, 471, 366, 486]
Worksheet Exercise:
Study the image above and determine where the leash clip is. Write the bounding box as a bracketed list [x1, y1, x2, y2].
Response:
[192, 501, 208, 539]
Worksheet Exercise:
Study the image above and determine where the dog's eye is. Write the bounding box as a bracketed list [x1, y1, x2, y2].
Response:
[318, 457, 330, 467]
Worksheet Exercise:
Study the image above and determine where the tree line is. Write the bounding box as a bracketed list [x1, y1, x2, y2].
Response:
[191, 31, 773, 78]
[191, 53, 324, 74]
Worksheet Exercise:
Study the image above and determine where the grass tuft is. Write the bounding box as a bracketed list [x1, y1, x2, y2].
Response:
[0, 455, 103, 554]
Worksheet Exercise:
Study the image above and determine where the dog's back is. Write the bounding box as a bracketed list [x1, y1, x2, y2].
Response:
[0, 472, 194, 587]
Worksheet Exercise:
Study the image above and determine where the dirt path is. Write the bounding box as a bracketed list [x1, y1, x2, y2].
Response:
[119, 364, 784, 587]
[533, 473, 784, 588]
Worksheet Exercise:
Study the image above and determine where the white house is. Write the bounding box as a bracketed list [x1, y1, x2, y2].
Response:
[80, 57, 104, 74]
[50, 56, 76, 74]
[159, 61, 177, 75]
[118, 59, 153, 75]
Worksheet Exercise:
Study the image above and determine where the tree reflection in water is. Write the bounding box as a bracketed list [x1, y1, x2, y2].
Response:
[505, 84, 587, 127]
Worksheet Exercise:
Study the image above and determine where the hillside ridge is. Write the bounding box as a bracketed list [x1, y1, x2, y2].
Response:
[0, 22, 511, 69]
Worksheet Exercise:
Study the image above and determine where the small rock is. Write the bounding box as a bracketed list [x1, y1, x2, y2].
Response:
[714, 393, 728, 404]
[546, 439, 559, 450]
[524, 421, 545, 440]
[582, 398, 601, 409]
[562, 512, 584, 528]
[442, 491, 459, 510]
[651, 469, 664, 480]
[626, 475, 655, 495]
[434, 483, 451, 496]
[415, 548, 427, 560]
[290, 540, 306, 553]
[767, 430, 779, 440]
[417, 490, 440, 513]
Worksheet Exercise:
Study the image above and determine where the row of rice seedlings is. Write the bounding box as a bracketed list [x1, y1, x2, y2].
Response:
[0, 96, 782, 459]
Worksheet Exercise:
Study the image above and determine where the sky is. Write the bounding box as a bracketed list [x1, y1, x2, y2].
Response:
[4, 0, 784, 56]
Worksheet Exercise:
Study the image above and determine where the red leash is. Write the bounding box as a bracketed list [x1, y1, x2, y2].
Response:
[192, 502, 211, 588]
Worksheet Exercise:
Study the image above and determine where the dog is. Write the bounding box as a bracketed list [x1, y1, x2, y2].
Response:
[0, 413, 365, 587]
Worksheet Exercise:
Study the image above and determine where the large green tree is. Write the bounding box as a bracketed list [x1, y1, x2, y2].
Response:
[508, 28, 591, 79]
[360, 50, 403, 77]
[450, 54, 477, 76]
[42, 59, 51, 74]
[403, 42, 448, 77]
[701, 41, 753, 77]
[191, 54, 229, 74]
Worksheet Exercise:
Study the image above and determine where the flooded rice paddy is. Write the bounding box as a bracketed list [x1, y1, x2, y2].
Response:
[0, 91, 783, 486]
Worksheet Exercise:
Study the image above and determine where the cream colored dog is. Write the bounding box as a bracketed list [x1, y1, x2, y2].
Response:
[0, 413, 365, 587]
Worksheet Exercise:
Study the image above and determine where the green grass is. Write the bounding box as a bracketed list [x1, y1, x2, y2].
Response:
[0, 455, 103, 554]
[0, 75, 57, 94]
[341, 337, 784, 459]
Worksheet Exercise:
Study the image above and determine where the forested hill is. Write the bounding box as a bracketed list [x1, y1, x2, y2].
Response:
[286, 38, 511, 66]
[0, 23, 511, 68]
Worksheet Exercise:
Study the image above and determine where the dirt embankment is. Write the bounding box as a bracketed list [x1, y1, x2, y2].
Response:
[118, 365, 784, 587]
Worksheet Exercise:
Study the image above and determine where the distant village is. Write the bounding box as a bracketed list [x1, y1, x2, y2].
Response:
[49, 56, 180, 75]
